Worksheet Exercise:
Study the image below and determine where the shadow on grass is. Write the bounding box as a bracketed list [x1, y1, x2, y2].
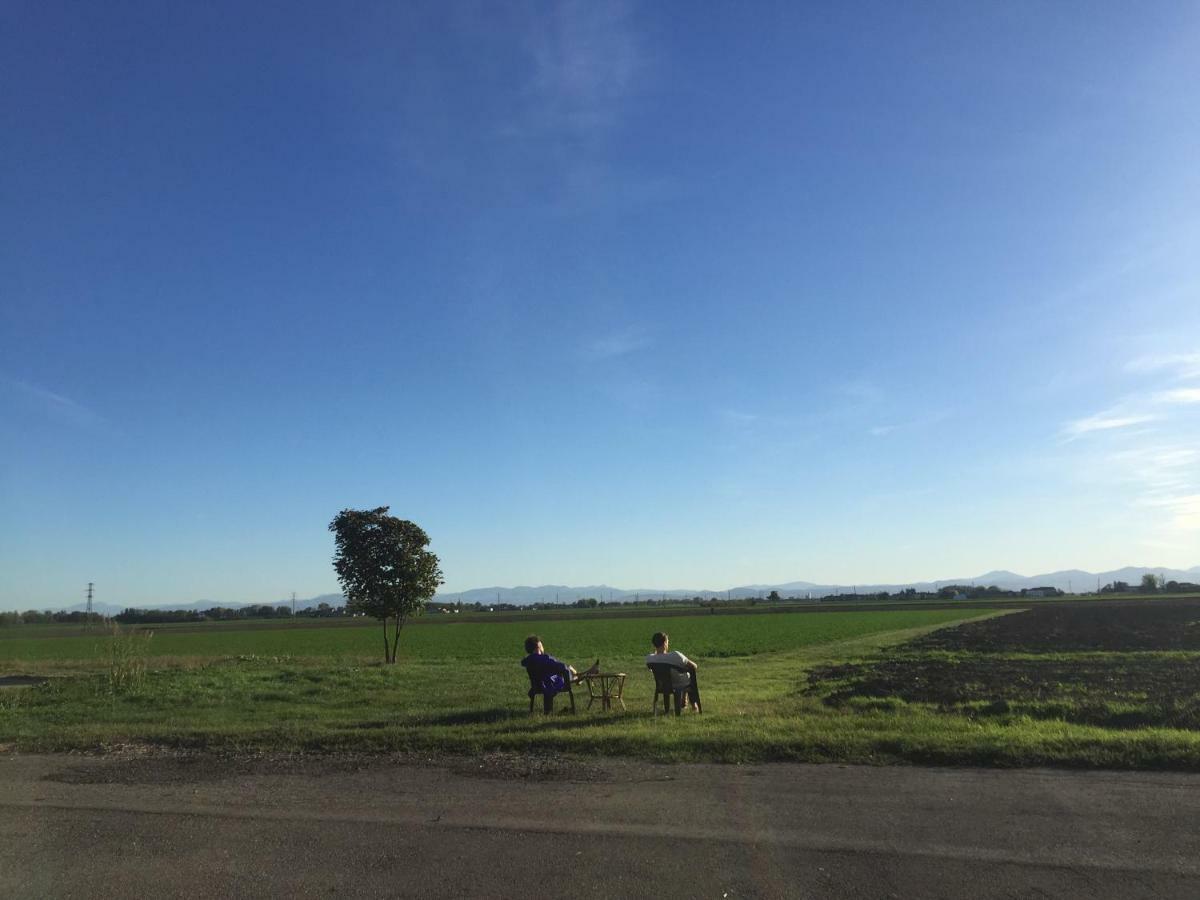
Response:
[420, 706, 661, 728]
[515, 711, 669, 732]
[422, 707, 524, 726]
[0, 675, 49, 687]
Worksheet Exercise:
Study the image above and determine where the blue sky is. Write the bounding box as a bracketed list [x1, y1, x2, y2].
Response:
[3, 1, 1198, 609]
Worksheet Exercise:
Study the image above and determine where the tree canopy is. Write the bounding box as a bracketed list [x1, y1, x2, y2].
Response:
[329, 507, 443, 663]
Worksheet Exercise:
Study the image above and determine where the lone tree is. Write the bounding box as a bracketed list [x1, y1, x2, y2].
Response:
[329, 507, 444, 664]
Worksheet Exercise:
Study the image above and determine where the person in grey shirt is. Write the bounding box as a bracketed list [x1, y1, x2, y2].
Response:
[645, 631, 699, 711]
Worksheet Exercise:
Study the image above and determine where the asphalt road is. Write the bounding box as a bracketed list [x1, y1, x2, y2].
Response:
[1, 752, 1197, 898]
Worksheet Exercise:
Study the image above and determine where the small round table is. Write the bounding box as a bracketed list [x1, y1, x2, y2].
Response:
[582, 673, 627, 711]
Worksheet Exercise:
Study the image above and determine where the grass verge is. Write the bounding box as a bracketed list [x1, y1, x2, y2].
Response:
[5, 607, 1199, 770]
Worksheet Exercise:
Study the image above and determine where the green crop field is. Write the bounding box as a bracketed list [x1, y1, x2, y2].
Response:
[0, 607, 981, 665]
[3, 603, 1199, 770]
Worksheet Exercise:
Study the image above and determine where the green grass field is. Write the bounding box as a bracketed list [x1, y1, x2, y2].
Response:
[3, 605, 1199, 770]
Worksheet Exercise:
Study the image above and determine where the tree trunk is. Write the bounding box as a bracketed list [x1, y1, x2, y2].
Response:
[390, 616, 404, 663]
[382, 617, 392, 664]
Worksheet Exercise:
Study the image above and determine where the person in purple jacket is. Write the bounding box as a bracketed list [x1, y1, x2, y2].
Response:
[521, 635, 598, 698]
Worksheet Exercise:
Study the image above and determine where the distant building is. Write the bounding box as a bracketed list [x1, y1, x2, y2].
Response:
[1023, 587, 1058, 598]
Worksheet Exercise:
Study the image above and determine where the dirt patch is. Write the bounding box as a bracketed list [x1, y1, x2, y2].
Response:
[805, 600, 1200, 730]
[812, 655, 1200, 706]
[915, 599, 1200, 653]
[447, 751, 611, 783]
[43, 750, 370, 785]
[42, 747, 613, 786]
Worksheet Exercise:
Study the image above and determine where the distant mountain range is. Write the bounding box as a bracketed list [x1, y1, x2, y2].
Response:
[41, 566, 1200, 614]
[433, 566, 1200, 604]
[53, 594, 347, 617]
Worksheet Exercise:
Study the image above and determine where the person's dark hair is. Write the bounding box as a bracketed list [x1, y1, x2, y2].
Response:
[524, 634, 541, 654]
[651, 631, 667, 649]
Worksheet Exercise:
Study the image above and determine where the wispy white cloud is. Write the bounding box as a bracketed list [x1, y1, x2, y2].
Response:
[1063, 355, 1200, 439]
[510, 1, 649, 212]
[713, 408, 803, 454]
[718, 409, 759, 426]
[1139, 537, 1194, 552]
[1055, 347, 1200, 553]
[1125, 352, 1200, 380]
[580, 328, 650, 361]
[1058, 434, 1200, 559]
[1038, 234, 1190, 315]
[594, 372, 660, 412]
[868, 409, 953, 438]
[0, 376, 107, 429]
[1154, 387, 1200, 405]
[1063, 411, 1160, 437]
[836, 378, 884, 405]
[1109, 446, 1199, 494]
[387, 3, 650, 212]
[522, 0, 641, 140]
[1135, 492, 1200, 531]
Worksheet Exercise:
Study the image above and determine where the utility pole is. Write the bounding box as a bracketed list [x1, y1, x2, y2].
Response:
[291, 592, 296, 618]
[86, 582, 94, 616]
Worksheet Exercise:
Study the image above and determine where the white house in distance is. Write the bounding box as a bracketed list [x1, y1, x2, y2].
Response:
[1023, 587, 1058, 598]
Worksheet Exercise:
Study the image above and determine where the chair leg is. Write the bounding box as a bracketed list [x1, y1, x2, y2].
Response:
[568, 687, 576, 714]
[529, 695, 535, 714]
[543, 692, 553, 715]
[673, 691, 682, 716]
